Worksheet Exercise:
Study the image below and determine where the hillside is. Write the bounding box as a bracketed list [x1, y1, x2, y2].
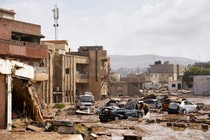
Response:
[110, 54, 199, 70]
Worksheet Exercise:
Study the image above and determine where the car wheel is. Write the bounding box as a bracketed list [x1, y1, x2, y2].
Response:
[138, 112, 143, 118]
[182, 109, 187, 114]
[115, 116, 120, 121]
[100, 118, 107, 122]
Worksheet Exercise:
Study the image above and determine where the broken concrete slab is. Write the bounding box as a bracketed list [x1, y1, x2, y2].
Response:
[57, 126, 75, 134]
[26, 125, 44, 132]
[52, 120, 74, 127]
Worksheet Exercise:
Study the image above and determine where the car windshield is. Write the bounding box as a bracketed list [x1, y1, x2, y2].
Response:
[81, 96, 94, 102]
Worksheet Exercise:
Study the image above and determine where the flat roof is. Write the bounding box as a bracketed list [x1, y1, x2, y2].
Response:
[0, 8, 16, 15]
[42, 40, 68, 46]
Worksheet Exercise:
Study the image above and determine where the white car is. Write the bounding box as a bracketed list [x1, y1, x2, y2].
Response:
[179, 100, 198, 113]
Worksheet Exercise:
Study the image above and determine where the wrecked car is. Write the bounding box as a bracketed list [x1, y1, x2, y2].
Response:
[99, 106, 141, 122]
[161, 99, 171, 111]
[179, 100, 198, 114]
[141, 99, 162, 109]
[76, 92, 95, 110]
[167, 102, 180, 114]
[105, 98, 125, 107]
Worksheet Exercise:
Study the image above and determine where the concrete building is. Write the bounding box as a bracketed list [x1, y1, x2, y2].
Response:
[194, 62, 210, 69]
[0, 8, 15, 20]
[42, 42, 110, 102]
[193, 75, 210, 95]
[168, 80, 182, 91]
[42, 40, 71, 104]
[69, 46, 110, 101]
[0, 8, 48, 129]
[109, 81, 128, 97]
[149, 61, 185, 83]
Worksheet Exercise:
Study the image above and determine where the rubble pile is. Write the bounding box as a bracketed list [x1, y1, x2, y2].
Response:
[1, 89, 210, 140]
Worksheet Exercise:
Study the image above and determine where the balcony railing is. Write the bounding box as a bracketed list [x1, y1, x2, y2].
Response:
[0, 38, 47, 49]
[76, 72, 89, 83]
[76, 73, 88, 79]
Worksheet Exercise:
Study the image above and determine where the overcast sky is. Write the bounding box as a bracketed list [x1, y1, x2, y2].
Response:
[1, 0, 210, 61]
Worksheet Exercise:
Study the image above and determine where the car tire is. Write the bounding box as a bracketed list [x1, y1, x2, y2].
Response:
[182, 109, 187, 114]
[115, 116, 120, 121]
[100, 118, 107, 122]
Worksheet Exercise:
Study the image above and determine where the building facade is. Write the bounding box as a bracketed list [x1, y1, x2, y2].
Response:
[70, 46, 111, 101]
[0, 8, 48, 129]
[42, 42, 111, 102]
[149, 61, 185, 83]
[193, 75, 210, 96]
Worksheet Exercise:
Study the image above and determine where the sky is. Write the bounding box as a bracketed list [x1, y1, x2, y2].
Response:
[1, 0, 210, 61]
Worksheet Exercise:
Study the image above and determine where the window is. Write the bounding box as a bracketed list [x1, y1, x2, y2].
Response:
[66, 68, 70, 74]
[172, 84, 176, 87]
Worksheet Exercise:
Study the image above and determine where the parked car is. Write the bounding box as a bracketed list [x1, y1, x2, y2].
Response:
[99, 106, 141, 122]
[167, 102, 180, 114]
[179, 100, 198, 114]
[75, 92, 95, 110]
[141, 99, 162, 109]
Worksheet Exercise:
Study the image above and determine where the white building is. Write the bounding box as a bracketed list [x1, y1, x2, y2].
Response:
[193, 75, 210, 95]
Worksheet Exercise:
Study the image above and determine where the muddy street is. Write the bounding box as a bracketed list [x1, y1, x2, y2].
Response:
[1, 93, 210, 140]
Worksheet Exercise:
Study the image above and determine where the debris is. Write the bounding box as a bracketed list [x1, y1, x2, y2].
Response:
[74, 123, 89, 136]
[173, 123, 186, 128]
[76, 109, 95, 115]
[57, 126, 75, 134]
[26, 124, 44, 132]
[96, 135, 112, 140]
[123, 134, 142, 140]
[201, 124, 208, 131]
[166, 122, 173, 127]
[53, 120, 74, 127]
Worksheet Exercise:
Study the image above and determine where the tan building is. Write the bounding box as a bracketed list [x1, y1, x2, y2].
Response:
[42, 42, 110, 103]
[149, 61, 185, 83]
[109, 81, 128, 96]
[70, 46, 110, 101]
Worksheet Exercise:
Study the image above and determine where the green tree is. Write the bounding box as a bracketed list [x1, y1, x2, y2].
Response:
[182, 66, 210, 83]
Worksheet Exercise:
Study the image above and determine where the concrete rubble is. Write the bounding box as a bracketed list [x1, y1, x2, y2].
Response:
[1, 89, 210, 139]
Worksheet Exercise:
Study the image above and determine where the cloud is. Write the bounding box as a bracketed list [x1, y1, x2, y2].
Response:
[1, 0, 210, 60]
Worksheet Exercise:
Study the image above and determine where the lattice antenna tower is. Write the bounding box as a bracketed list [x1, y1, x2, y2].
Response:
[52, 2, 59, 40]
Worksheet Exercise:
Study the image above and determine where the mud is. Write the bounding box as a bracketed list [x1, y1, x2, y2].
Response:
[1, 94, 210, 140]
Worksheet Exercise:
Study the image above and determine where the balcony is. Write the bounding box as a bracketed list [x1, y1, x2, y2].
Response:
[76, 72, 89, 83]
[0, 38, 48, 58]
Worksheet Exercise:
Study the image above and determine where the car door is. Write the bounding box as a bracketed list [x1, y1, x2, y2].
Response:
[125, 109, 138, 117]
[185, 101, 194, 112]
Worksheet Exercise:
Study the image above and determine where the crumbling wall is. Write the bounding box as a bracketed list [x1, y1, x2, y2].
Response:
[12, 78, 44, 123]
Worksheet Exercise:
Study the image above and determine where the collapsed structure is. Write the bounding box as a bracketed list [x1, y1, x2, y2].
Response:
[0, 8, 111, 130]
[0, 8, 48, 129]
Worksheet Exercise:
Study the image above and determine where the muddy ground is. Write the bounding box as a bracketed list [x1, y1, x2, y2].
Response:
[1, 93, 210, 140]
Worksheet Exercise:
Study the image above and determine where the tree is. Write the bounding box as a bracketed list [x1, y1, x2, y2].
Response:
[182, 66, 210, 83]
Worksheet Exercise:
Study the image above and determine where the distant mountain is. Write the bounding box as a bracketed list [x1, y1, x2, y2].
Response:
[109, 54, 200, 70]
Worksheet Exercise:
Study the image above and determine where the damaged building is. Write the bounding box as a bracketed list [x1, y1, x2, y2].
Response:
[0, 8, 111, 131]
[0, 8, 48, 129]
[42, 41, 111, 102]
